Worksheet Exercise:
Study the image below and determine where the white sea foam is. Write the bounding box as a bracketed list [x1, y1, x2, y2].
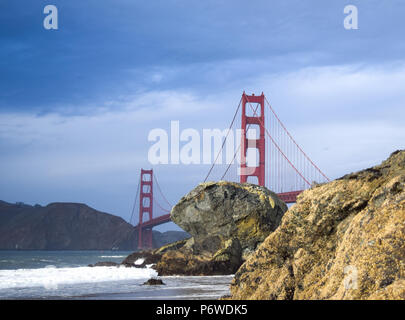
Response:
[134, 258, 145, 265]
[0, 266, 157, 290]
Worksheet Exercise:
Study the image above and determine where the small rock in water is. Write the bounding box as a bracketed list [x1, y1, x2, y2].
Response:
[143, 278, 165, 285]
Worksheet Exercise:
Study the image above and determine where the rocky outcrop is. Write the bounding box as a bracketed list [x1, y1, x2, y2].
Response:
[141, 181, 287, 275]
[154, 237, 243, 275]
[0, 201, 189, 250]
[229, 150, 405, 300]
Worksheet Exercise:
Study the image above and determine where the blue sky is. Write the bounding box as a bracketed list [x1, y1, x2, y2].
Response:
[1, 1, 405, 231]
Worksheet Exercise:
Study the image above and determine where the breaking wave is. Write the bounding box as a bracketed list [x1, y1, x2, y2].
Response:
[0, 266, 157, 290]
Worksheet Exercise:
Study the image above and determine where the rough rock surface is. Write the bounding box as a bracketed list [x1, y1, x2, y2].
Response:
[229, 150, 405, 300]
[155, 237, 243, 275]
[149, 181, 287, 275]
[171, 181, 287, 259]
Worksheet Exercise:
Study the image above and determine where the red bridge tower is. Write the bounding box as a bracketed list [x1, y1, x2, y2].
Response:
[240, 92, 266, 186]
[138, 169, 153, 249]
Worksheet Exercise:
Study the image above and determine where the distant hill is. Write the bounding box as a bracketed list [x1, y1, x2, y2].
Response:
[0, 200, 189, 250]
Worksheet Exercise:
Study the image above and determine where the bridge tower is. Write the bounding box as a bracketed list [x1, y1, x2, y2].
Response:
[240, 92, 266, 186]
[138, 169, 153, 249]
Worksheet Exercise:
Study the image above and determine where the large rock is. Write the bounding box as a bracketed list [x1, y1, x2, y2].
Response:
[171, 181, 287, 259]
[152, 181, 287, 275]
[229, 150, 405, 300]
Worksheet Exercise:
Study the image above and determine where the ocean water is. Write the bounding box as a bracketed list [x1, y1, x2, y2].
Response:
[0, 251, 232, 300]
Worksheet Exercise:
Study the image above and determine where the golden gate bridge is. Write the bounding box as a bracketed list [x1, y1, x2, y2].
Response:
[129, 92, 329, 249]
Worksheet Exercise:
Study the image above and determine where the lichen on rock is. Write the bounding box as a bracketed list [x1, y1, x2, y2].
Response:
[229, 150, 405, 300]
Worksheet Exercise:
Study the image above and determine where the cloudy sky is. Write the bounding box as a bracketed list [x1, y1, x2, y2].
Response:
[1, 1, 404, 231]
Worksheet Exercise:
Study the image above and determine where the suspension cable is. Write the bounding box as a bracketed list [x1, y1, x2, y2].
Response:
[264, 96, 329, 182]
[153, 198, 171, 213]
[220, 103, 260, 180]
[153, 175, 172, 208]
[203, 97, 242, 182]
[129, 174, 141, 225]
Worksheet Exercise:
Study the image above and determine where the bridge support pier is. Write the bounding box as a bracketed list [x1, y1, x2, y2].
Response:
[141, 228, 153, 249]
